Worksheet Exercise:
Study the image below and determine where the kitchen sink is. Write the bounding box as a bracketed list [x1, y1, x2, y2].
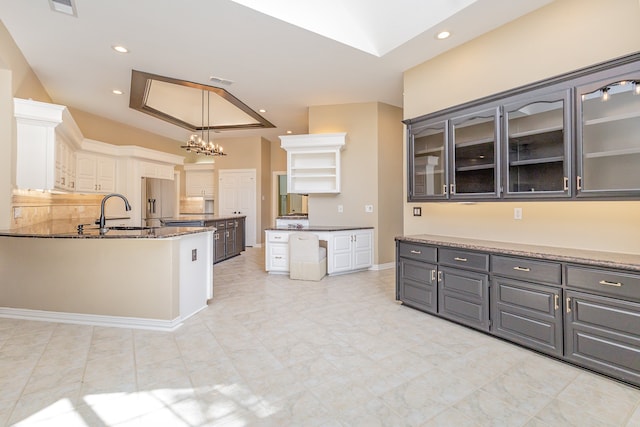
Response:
[108, 226, 158, 231]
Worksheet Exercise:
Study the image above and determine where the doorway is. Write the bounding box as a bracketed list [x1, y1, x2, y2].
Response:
[218, 169, 257, 246]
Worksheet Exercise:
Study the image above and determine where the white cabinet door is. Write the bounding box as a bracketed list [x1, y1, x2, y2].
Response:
[219, 169, 256, 246]
[328, 229, 373, 274]
[186, 170, 215, 197]
[76, 152, 115, 193]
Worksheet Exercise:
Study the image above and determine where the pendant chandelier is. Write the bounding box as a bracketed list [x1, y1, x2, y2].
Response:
[181, 89, 226, 156]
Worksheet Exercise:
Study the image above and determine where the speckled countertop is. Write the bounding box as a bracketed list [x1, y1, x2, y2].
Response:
[266, 225, 373, 232]
[0, 219, 214, 239]
[397, 234, 640, 272]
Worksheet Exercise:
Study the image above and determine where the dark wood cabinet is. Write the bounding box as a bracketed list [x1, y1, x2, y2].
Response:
[396, 242, 438, 314]
[213, 217, 245, 264]
[438, 265, 490, 332]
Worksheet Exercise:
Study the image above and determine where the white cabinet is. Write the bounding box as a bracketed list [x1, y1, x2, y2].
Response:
[184, 164, 215, 197]
[327, 229, 373, 274]
[279, 133, 346, 194]
[14, 98, 83, 191]
[140, 161, 174, 180]
[265, 231, 290, 273]
[75, 152, 116, 193]
[265, 228, 373, 275]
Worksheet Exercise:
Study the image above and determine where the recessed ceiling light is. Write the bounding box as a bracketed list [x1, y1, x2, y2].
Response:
[112, 89, 124, 95]
[436, 31, 451, 40]
[259, 109, 266, 113]
[112, 45, 129, 53]
[286, 130, 292, 134]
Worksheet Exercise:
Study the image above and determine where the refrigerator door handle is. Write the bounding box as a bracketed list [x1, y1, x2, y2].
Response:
[151, 199, 157, 214]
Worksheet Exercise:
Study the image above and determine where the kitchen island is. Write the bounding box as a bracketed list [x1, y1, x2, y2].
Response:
[0, 221, 214, 331]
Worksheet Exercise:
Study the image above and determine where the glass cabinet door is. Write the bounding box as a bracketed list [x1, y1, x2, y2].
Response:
[450, 107, 500, 198]
[577, 74, 640, 196]
[408, 119, 448, 200]
[503, 90, 571, 198]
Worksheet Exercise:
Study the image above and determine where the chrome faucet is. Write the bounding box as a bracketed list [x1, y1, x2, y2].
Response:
[98, 193, 132, 234]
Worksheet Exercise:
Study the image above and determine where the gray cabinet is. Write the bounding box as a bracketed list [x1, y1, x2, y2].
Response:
[405, 52, 640, 202]
[396, 242, 437, 314]
[491, 255, 563, 356]
[503, 88, 572, 198]
[395, 237, 640, 387]
[564, 290, 640, 386]
[437, 249, 490, 331]
[213, 217, 245, 264]
[575, 63, 640, 197]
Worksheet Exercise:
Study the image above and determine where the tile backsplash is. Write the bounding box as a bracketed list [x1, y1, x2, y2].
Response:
[11, 190, 103, 229]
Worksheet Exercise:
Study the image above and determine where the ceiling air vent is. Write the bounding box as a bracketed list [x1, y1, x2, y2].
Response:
[48, 0, 77, 17]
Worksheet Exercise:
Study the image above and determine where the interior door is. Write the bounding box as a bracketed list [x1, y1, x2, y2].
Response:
[218, 169, 257, 246]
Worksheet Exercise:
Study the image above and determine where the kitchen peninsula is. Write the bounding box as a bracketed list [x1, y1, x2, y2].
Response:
[0, 222, 214, 331]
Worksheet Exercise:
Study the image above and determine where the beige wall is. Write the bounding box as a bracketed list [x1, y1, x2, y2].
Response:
[0, 21, 53, 229]
[403, 0, 640, 254]
[308, 102, 404, 265]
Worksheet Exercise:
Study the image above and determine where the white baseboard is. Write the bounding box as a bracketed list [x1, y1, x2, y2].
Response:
[370, 262, 395, 271]
[0, 307, 183, 331]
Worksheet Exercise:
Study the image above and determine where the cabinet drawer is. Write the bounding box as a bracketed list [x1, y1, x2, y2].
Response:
[439, 248, 489, 271]
[398, 242, 437, 263]
[567, 265, 640, 302]
[492, 255, 562, 285]
[267, 232, 290, 243]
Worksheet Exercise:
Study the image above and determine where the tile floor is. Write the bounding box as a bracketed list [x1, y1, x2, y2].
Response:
[1, 247, 640, 426]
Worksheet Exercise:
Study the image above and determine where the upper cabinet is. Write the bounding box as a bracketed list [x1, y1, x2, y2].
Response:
[279, 133, 346, 194]
[14, 98, 83, 191]
[405, 53, 640, 202]
[184, 164, 215, 198]
[576, 66, 640, 197]
[503, 88, 572, 198]
[450, 107, 500, 199]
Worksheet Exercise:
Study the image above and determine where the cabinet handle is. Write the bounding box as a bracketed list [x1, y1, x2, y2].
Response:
[431, 269, 436, 281]
[274, 236, 282, 240]
[437, 271, 442, 282]
[576, 176, 582, 191]
[513, 266, 531, 272]
[450, 184, 456, 195]
[566, 297, 571, 313]
[275, 256, 283, 259]
[563, 177, 569, 191]
[410, 250, 422, 255]
[442, 184, 448, 196]
[554, 294, 559, 310]
[453, 257, 467, 262]
[599, 280, 623, 287]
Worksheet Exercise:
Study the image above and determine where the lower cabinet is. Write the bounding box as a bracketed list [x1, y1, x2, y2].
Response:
[264, 228, 373, 275]
[438, 266, 490, 331]
[397, 242, 437, 314]
[213, 217, 245, 264]
[395, 238, 640, 388]
[564, 290, 640, 386]
[492, 277, 563, 357]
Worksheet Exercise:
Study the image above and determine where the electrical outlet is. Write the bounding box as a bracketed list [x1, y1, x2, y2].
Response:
[365, 204, 373, 213]
[13, 207, 21, 219]
[337, 205, 343, 213]
[514, 207, 523, 220]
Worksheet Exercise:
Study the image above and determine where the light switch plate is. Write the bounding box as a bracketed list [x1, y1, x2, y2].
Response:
[514, 207, 523, 220]
[365, 204, 373, 213]
[413, 207, 421, 216]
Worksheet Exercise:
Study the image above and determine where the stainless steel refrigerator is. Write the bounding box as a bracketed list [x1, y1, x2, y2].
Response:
[141, 177, 176, 227]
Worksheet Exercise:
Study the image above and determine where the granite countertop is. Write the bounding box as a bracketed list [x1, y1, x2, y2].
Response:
[175, 213, 246, 220]
[397, 234, 640, 272]
[266, 225, 374, 232]
[0, 219, 214, 239]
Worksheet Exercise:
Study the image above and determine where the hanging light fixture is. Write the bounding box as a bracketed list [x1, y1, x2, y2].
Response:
[181, 90, 226, 156]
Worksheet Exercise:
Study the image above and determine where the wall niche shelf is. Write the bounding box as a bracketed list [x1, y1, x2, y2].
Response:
[279, 133, 346, 194]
